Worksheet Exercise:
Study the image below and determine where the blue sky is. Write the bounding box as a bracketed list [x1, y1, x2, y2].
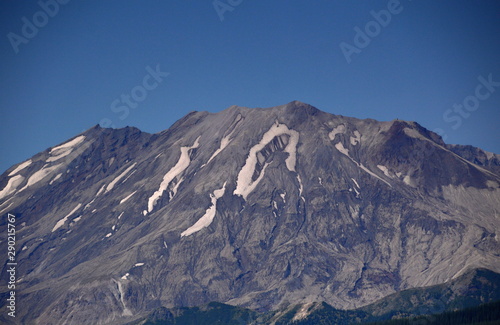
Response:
[1, 0, 499, 173]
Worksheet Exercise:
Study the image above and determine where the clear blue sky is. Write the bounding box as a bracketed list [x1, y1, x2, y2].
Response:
[1, 0, 500, 173]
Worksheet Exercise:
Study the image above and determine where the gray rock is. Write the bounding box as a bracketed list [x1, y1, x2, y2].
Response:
[0, 101, 499, 324]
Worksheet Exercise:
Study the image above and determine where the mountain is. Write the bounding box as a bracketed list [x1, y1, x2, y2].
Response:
[1, 101, 499, 324]
[128, 268, 500, 324]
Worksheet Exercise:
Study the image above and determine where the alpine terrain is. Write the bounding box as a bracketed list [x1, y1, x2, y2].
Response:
[1, 101, 499, 324]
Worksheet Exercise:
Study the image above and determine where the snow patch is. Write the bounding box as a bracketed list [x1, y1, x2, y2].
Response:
[22, 164, 62, 190]
[118, 212, 124, 219]
[297, 174, 305, 202]
[114, 279, 133, 316]
[171, 176, 184, 199]
[106, 163, 136, 193]
[84, 197, 97, 210]
[96, 184, 106, 197]
[148, 137, 200, 212]
[105, 233, 112, 238]
[181, 182, 226, 237]
[350, 130, 361, 145]
[328, 124, 346, 141]
[73, 216, 82, 223]
[50, 135, 85, 154]
[351, 178, 360, 189]
[48, 135, 85, 162]
[234, 123, 299, 199]
[280, 192, 286, 203]
[49, 173, 62, 185]
[377, 165, 392, 178]
[0, 175, 24, 200]
[335, 142, 392, 187]
[121, 273, 129, 280]
[8, 159, 32, 176]
[52, 203, 82, 232]
[120, 191, 137, 204]
[334, 142, 350, 156]
[134, 263, 144, 267]
[203, 134, 232, 167]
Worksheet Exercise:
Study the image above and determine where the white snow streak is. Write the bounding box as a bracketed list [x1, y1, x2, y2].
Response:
[335, 142, 392, 187]
[20, 164, 62, 191]
[120, 191, 137, 204]
[328, 124, 346, 141]
[297, 174, 305, 202]
[96, 184, 106, 197]
[134, 263, 144, 267]
[47, 135, 85, 162]
[106, 163, 136, 193]
[0, 175, 24, 200]
[334, 142, 350, 156]
[359, 165, 392, 187]
[148, 137, 200, 213]
[377, 165, 392, 178]
[50, 135, 85, 153]
[52, 203, 82, 232]
[203, 134, 232, 167]
[49, 173, 62, 185]
[351, 178, 360, 189]
[115, 280, 132, 316]
[181, 182, 226, 237]
[234, 123, 299, 199]
[8, 160, 32, 176]
[350, 130, 361, 146]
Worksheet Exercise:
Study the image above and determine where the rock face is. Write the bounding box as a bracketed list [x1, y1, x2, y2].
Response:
[1, 101, 499, 324]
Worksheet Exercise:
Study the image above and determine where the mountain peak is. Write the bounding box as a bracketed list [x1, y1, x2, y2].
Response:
[1, 102, 499, 324]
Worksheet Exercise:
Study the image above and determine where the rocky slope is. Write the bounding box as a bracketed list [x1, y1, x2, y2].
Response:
[0, 101, 499, 324]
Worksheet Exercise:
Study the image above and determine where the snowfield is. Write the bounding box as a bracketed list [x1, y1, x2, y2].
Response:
[234, 123, 299, 199]
[148, 137, 200, 212]
[52, 203, 82, 232]
[181, 182, 227, 237]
